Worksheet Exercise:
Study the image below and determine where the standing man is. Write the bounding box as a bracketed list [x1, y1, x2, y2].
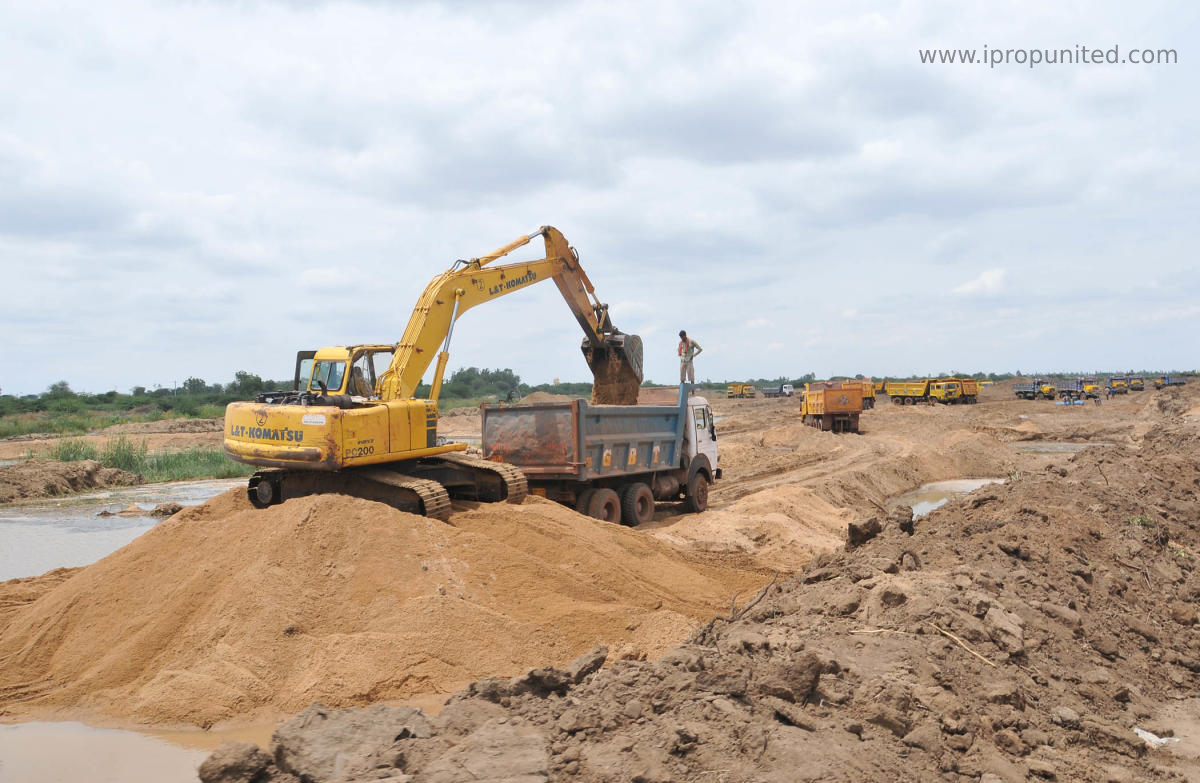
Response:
[678, 330, 703, 386]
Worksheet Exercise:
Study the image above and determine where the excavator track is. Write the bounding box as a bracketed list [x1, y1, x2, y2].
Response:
[435, 452, 528, 504]
[357, 469, 452, 520]
[247, 467, 452, 520]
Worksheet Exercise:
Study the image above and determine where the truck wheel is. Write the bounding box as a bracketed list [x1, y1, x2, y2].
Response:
[620, 483, 655, 526]
[585, 488, 622, 523]
[684, 472, 709, 514]
[574, 488, 597, 514]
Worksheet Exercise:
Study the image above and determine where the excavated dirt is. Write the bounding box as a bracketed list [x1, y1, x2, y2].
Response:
[0, 458, 142, 503]
[4, 380, 1200, 781]
[198, 382, 1200, 782]
[0, 492, 765, 728]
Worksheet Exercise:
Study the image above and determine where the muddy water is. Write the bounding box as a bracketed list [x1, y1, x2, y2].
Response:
[890, 478, 1005, 518]
[0, 722, 207, 782]
[1012, 441, 1114, 454]
[0, 478, 255, 781]
[0, 478, 243, 581]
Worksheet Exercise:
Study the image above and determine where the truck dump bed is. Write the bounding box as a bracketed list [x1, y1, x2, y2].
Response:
[804, 384, 863, 415]
[482, 398, 685, 482]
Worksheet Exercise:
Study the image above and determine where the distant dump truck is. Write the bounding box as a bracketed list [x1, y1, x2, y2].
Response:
[944, 377, 979, 404]
[836, 378, 876, 409]
[885, 379, 961, 405]
[1079, 377, 1101, 397]
[482, 384, 720, 525]
[1155, 376, 1187, 389]
[801, 382, 863, 432]
[726, 383, 756, 398]
[1013, 379, 1056, 400]
[761, 383, 794, 398]
[1129, 376, 1145, 391]
[1107, 375, 1129, 394]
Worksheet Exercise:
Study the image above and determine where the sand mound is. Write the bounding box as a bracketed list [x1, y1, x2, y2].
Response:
[102, 417, 223, 435]
[0, 459, 142, 503]
[210, 422, 1200, 783]
[0, 491, 763, 727]
[519, 392, 572, 404]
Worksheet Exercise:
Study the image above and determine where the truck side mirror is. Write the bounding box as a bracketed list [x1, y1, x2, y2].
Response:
[709, 423, 716, 440]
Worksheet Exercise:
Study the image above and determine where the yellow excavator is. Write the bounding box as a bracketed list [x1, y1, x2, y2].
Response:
[223, 226, 643, 519]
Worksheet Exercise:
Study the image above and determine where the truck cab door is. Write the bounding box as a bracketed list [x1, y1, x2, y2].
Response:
[691, 403, 719, 472]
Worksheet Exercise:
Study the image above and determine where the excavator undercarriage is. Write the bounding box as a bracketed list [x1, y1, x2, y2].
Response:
[247, 452, 528, 520]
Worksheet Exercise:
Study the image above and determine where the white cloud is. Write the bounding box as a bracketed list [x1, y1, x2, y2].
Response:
[953, 269, 1007, 297]
[0, 1, 1196, 394]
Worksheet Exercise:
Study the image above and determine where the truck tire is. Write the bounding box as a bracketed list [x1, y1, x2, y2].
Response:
[574, 488, 597, 514]
[684, 472, 710, 513]
[585, 488, 622, 523]
[620, 483, 655, 526]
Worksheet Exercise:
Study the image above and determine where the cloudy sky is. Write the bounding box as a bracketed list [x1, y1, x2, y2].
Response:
[1, 0, 1195, 396]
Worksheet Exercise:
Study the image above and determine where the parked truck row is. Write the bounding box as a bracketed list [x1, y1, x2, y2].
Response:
[884, 377, 979, 405]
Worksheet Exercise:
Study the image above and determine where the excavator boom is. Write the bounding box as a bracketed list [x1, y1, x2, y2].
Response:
[376, 226, 641, 404]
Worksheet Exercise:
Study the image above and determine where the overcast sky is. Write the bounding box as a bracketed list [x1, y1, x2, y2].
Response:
[1, 0, 1196, 396]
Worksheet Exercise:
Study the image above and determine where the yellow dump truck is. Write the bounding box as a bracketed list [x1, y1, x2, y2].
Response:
[801, 382, 863, 432]
[885, 379, 961, 405]
[1129, 376, 1145, 391]
[726, 383, 756, 398]
[836, 378, 876, 409]
[945, 377, 979, 404]
[1013, 378, 1056, 401]
[1107, 375, 1129, 395]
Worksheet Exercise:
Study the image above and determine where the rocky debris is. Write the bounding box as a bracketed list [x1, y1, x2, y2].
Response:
[97, 502, 182, 518]
[229, 423, 1200, 781]
[0, 459, 141, 503]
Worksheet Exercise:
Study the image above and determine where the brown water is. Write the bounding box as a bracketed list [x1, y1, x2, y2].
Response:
[889, 478, 1005, 518]
[0, 722, 210, 783]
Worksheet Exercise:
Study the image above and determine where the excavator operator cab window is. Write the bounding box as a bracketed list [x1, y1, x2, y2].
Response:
[349, 353, 377, 398]
[310, 361, 346, 394]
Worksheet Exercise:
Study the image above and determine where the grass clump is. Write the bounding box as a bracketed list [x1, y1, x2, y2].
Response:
[46, 436, 253, 482]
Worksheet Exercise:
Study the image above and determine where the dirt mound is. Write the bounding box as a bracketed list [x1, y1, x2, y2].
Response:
[0, 459, 142, 503]
[0, 492, 763, 727]
[208, 422, 1200, 782]
[520, 392, 573, 404]
[102, 417, 223, 435]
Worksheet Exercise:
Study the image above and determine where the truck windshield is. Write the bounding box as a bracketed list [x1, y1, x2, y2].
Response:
[310, 361, 346, 393]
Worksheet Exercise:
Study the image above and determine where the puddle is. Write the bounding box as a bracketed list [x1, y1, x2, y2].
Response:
[0, 722, 208, 783]
[890, 478, 1005, 518]
[0, 478, 243, 581]
[1012, 441, 1114, 454]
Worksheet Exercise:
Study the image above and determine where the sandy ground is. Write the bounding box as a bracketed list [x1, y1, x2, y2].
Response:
[4, 381, 1200, 780]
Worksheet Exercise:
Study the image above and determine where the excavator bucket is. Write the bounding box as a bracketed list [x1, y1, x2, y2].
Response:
[584, 333, 643, 405]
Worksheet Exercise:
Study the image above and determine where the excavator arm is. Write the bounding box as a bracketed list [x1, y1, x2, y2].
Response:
[375, 226, 643, 404]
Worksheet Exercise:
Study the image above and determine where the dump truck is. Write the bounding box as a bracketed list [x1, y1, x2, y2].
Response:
[1078, 377, 1101, 397]
[801, 382, 863, 432]
[944, 377, 979, 404]
[1155, 375, 1187, 389]
[761, 383, 794, 398]
[885, 379, 961, 405]
[1107, 375, 1129, 394]
[1013, 379, 1056, 401]
[836, 378, 876, 409]
[726, 383, 756, 398]
[481, 384, 719, 524]
[1129, 376, 1145, 391]
[223, 226, 643, 519]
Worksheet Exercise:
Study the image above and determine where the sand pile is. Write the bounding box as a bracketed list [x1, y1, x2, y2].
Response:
[0, 491, 763, 727]
[0, 459, 142, 503]
[204, 419, 1200, 782]
[519, 392, 573, 404]
[102, 417, 223, 434]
